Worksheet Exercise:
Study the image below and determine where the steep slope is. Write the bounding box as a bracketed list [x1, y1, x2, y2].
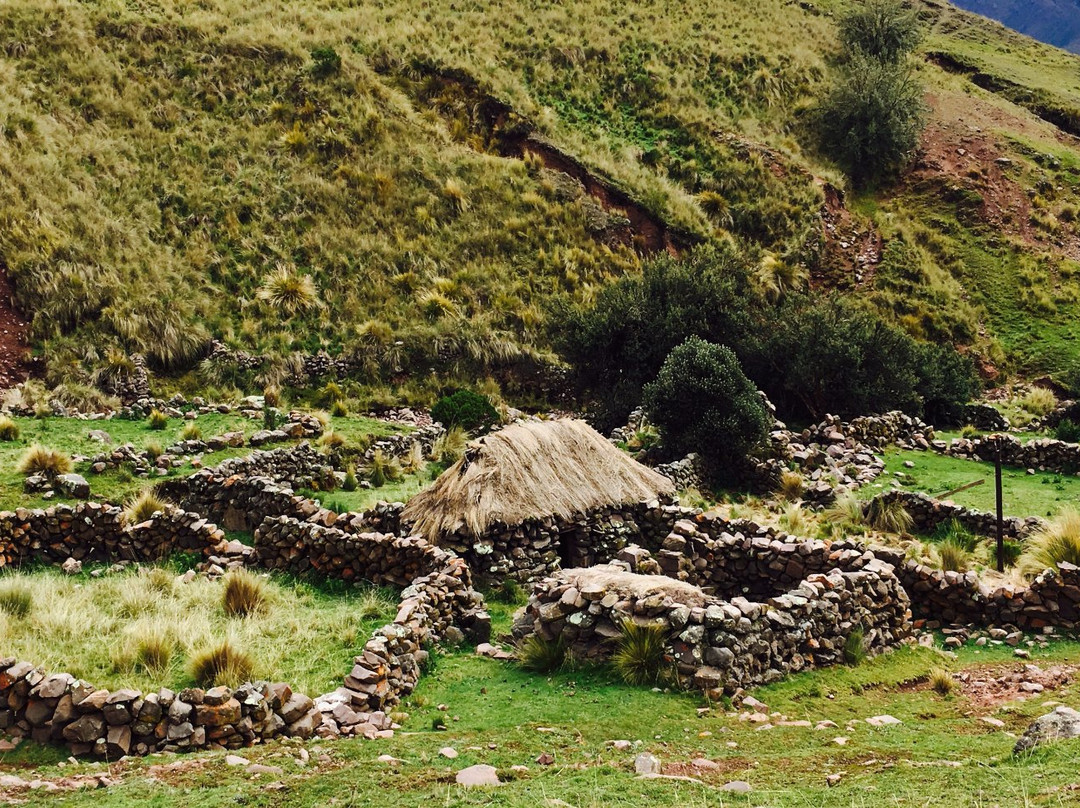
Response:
[0, 0, 1079, 395]
[950, 0, 1080, 54]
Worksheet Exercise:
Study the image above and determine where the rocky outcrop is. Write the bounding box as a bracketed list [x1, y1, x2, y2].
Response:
[1014, 705, 1080, 754]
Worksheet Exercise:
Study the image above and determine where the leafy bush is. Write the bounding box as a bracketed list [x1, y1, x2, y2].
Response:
[1055, 418, 1080, 444]
[190, 640, 255, 688]
[642, 337, 771, 485]
[839, 0, 921, 63]
[1020, 508, 1080, 576]
[148, 409, 168, 430]
[490, 579, 528, 606]
[0, 578, 33, 617]
[554, 244, 756, 431]
[0, 417, 19, 441]
[431, 390, 499, 433]
[310, 46, 342, 78]
[223, 570, 269, 618]
[516, 634, 568, 673]
[17, 444, 73, 477]
[612, 620, 668, 686]
[817, 53, 926, 185]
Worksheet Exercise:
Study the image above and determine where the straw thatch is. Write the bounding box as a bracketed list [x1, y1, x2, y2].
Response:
[401, 419, 676, 541]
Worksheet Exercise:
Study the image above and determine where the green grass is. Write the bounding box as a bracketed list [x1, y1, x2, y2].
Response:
[3, 0, 1080, 397]
[0, 413, 409, 511]
[8, 630, 1080, 806]
[0, 565, 396, 696]
[867, 449, 1080, 519]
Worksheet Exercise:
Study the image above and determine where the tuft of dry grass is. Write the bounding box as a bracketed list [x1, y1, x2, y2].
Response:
[124, 490, 169, 525]
[223, 570, 269, 618]
[1020, 508, 1080, 577]
[929, 667, 956, 696]
[17, 445, 73, 477]
[190, 640, 255, 688]
[776, 469, 805, 502]
[0, 417, 19, 442]
[257, 266, 321, 316]
[0, 577, 33, 618]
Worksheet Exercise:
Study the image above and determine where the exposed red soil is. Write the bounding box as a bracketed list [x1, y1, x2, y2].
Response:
[953, 663, 1075, 712]
[817, 182, 882, 288]
[0, 266, 30, 391]
[911, 95, 1080, 261]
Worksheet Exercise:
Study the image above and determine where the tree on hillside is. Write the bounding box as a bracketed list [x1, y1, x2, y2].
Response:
[817, 53, 926, 186]
[642, 337, 771, 485]
[840, 0, 921, 63]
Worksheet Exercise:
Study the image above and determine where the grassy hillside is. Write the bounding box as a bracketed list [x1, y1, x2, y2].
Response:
[2, 0, 1080, 401]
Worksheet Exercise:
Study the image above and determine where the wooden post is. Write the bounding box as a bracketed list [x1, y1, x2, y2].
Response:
[995, 449, 1005, 573]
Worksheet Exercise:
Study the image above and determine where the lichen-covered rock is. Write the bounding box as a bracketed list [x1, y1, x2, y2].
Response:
[1014, 706, 1080, 753]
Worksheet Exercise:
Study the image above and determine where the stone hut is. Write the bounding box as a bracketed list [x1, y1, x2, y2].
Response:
[400, 419, 676, 582]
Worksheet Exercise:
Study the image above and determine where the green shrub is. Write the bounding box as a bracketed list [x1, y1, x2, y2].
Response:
[0, 578, 33, 617]
[223, 570, 268, 618]
[148, 409, 168, 430]
[839, 0, 921, 63]
[817, 53, 926, 185]
[17, 444, 73, 477]
[1020, 508, 1080, 576]
[310, 46, 342, 78]
[1055, 418, 1080, 444]
[431, 390, 499, 433]
[190, 640, 255, 688]
[643, 337, 771, 485]
[612, 620, 668, 686]
[516, 634, 568, 674]
[0, 417, 20, 441]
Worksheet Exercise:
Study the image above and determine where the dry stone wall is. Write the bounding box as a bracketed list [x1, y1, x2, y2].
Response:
[932, 433, 1080, 475]
[868, 490, 1041, 539]
[0, 502, 225, 568]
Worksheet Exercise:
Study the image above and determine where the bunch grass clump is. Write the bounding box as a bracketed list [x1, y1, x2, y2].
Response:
[148, 409, 168, 430]
[223, 570, 269, 618]
[0, 417, 19, 441]
[180, 422, 202, 441]
[612, 620, 669, 686]
[190, 640, 255, 688]
[937, 537, 972, 573]
[124, 490, 168, 525]
[0, 577, 33, 618]
[865, 496, 913, 534]
[1020, 387, 1057, 416]
[516, 634, 568, 674]
[776, 469, 805, 503]
[17, 444, 73, 477]
[1020, 508, 1080, 577]
[843, 626, 867, 666]
[929, 667, 956, 696]
[257, 266, 321, 316]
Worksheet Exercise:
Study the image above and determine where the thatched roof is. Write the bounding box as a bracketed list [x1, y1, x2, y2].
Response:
[401, 419, 675, 541]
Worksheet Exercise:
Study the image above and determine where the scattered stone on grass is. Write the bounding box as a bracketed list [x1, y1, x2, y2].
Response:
[455, 764, 501, 787]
